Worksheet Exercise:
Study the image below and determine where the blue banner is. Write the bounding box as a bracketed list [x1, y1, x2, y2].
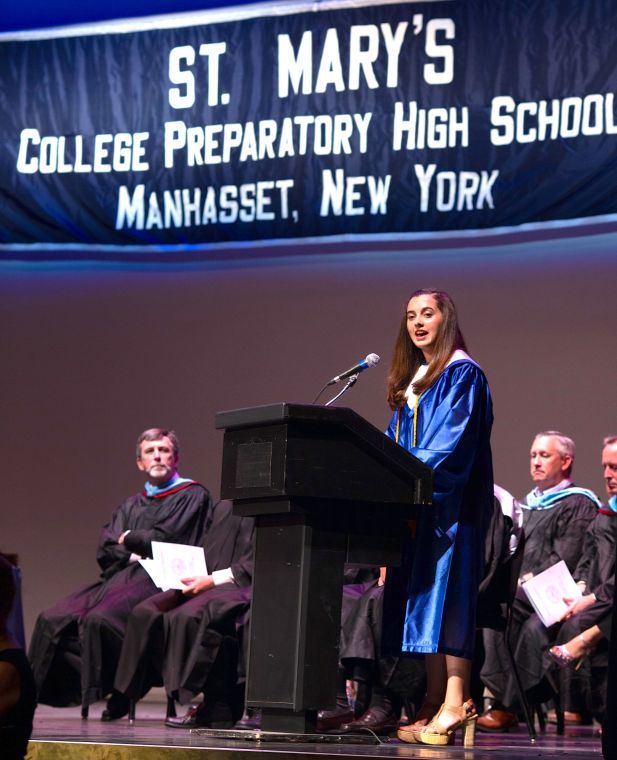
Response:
[1, 0, 617, 252]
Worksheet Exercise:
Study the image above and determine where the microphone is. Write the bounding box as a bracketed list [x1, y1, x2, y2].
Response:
[328, 353, 380, 385]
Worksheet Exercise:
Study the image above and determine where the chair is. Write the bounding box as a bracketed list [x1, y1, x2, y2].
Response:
[81, 694, 176, 722]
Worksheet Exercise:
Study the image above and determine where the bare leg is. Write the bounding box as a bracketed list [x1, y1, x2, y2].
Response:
[398, 654, 445, 734]
[414, 654, 473, 715]
[558, 625, 603, 659]
[399, 654, 476, 744]
[443, 655, 472, 706]
[408, 655, 477, 747]
[422, 655, 473, 732]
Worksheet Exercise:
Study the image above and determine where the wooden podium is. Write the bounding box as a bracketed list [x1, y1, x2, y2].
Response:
[215, 403, 432, 734]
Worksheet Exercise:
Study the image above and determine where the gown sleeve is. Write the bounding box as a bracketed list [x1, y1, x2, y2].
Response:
[409, 363, 492, 499]
[123, 485, 211, 557]
[97, 500, 134, 575]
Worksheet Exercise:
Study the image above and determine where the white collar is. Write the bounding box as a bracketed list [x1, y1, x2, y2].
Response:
[447, 348, 475, 366]
[405, 349, 476, 406]
[530, 478, 574, 498]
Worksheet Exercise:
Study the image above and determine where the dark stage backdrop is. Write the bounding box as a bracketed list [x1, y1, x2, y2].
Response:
[1, 0, 616, 648]
[2, 234, 616, 643]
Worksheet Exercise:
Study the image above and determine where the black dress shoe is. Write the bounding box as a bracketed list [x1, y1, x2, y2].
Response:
[316, 705, 354, 732]
[101, 692, 130, 722]
[234, 708, 262, 730]
[166, 703, 205, 728]
[339, 706, 399, 735]
[166, 700, 234, 729]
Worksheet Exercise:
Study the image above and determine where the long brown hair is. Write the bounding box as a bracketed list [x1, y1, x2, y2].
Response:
[387, 289, 468, 410]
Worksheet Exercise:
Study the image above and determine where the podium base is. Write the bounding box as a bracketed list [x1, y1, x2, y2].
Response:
[191, 727, 382, 745]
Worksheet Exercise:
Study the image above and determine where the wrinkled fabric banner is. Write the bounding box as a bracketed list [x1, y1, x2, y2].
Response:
[1, 0, 617, 251]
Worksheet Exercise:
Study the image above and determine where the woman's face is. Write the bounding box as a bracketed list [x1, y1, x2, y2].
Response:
[406, 294, 443, 361]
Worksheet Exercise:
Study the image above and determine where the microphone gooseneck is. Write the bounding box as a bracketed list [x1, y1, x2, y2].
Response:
[327, 353, 381, 386]
[312, 352, 381, 404]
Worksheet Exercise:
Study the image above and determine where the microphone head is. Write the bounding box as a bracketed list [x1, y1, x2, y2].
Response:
[365, 353, 380, 367]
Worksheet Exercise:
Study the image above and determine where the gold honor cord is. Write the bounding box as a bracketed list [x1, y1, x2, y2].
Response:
[395, 393, 421, 447]
[395, 397, 421, 542]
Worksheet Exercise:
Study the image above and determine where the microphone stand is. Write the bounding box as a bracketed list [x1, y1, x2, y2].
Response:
[324, 374, 358, 407]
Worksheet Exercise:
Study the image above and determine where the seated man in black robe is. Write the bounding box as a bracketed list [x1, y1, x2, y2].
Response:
[108, 499, 254, 727]
[478, 430, 599, 731]
[536, 436, 617, 721]
[28, 428, 210, 714]
[326, 568, 426, 735]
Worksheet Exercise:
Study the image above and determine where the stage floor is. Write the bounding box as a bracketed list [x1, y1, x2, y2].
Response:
[29, 701, 603, 760]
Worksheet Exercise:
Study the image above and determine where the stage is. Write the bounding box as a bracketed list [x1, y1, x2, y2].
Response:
[28, 700, 602, 760]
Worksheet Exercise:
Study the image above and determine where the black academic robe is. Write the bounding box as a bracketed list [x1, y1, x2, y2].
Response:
[541, 509, 617, 715]
[113, 499, 254, 704]
[481, 490, 597, 705]
[28, 482, 210, 706]
[573, 509, 617, 606]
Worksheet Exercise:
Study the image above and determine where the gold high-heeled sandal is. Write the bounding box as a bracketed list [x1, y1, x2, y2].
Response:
[397, 700, 440, 743]
[411, 699, 478, 747]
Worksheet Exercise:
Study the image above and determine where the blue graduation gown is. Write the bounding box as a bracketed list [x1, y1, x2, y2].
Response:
[384, 359, 494, 659]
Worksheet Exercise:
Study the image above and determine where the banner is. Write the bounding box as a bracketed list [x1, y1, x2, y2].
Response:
[2, 0, 617, 253]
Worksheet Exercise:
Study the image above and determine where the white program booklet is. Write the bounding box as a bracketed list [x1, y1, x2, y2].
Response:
[138, 557, 168, 590]
[139, 542, 207, 591]
[521, 559, 582, 627]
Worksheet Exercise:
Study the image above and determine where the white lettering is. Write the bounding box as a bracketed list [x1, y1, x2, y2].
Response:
[278, 32, 312, 97]
[320, 169, 390, 216]
[424, 18, 455, 85]
[198, 42, 226, 107]
[349, 25, 379, 90]
[116, 180, 295, 229]
[116, 184, 145, 229]
[380, 22, 408, 87]
[393, 102, 468, 150]
[169, 46, 196, 109]
[414, 165, 499, 212]
[315, 29, 345, 93]
[491, 92, 617, 144]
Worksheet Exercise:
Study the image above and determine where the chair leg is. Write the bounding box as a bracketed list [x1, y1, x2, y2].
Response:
[128, 699, 136, 723]
[545, 671, 565, 735]
[535, 703, 546, 732]
[166, 696, 177, 719]
[81, 702, 89, 720]
[504, 627, 536, 741]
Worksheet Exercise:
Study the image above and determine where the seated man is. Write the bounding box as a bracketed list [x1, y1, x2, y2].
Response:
[107, 498, 254, 726]
[479, 430, 599, 730]
[332, 568, 426, 736]
[539, 436, 617, 721]
[0, 554, 36, 760]
[28, 428, 210, 712]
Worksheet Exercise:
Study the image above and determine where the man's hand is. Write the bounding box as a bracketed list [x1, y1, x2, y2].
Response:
[181, 575, 215, 596]
[118, 530, 130, 545]
[562, 593, 596, 620]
